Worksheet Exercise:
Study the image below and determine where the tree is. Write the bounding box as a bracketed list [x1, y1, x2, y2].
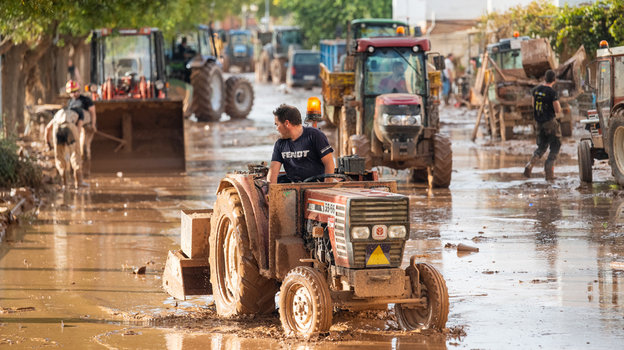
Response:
[274, 0, 392, 48]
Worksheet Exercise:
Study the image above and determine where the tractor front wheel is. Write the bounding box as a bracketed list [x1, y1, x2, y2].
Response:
[279, 266, 332, 338]
[209, 187, 277, 316]
[578, 139, 593, 183]
[395, 262, 449, 331]
[432, 134, 452, 188]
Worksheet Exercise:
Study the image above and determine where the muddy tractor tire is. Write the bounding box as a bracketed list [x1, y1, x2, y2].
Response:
[395, 262, 449, 331]
[432, 134, 453, 188]
[225, 76, 254, 119]
[279, 266, 333, 338]
[608, 114, 624, 186]
[578, 139, 593, 183]
[209, 187, 277, 316]
[270, 58, 286, 85]
[191, 62, 225, 122]
[258, 51, 271, 83]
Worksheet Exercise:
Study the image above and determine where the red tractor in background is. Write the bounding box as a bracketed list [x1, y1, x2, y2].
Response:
[163, 99, 450, 338]
[88, 27, 185, 173]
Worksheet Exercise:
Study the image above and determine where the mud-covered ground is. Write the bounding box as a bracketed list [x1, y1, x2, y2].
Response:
[1, 73, 623, 349]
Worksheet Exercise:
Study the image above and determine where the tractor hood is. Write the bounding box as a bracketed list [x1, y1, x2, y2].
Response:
[374, 93, 424, 143]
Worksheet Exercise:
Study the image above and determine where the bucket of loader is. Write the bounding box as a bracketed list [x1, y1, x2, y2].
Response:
[162, 209, 212, 300]
[90, 99, 185, 173]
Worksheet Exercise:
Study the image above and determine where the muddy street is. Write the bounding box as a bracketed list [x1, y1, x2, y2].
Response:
[1, 73, 624, 349]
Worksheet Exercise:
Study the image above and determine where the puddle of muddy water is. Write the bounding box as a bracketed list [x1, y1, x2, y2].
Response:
[2, 76, 624, 349]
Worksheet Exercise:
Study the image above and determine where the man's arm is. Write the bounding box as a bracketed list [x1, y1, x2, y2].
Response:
[321, 153, 335, 182]
[267, 161, 282, 183]
[553, 100, 562, 115]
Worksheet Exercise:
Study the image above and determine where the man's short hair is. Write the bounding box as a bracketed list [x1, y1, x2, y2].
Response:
[545, 69, 556, 83]
[273, 104, 302, 125]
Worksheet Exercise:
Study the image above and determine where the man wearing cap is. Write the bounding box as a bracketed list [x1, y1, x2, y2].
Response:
[267, 104, 335, 183]
[66, 80, 97, 177]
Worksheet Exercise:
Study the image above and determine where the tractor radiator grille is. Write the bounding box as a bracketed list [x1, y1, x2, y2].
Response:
[349, 199, 409, 223]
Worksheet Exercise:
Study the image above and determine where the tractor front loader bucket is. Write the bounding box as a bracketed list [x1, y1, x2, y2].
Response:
[91, 99, 185, 173]
[162, 250, 211, 300]
[162, 209, 212, 300]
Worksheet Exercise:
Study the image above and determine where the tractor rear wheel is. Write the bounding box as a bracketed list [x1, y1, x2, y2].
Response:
[395, 262, 449, 331]
[608, 114, 624, 186]
[432, 134, 452, 188]
[279, 266, 332, 338]
[209, 187, 277, 316]
[578, 139, 593, 183]
[191, 62, 224, 122]
[270, 58, 286, 84]
[225, 76, 254, 119]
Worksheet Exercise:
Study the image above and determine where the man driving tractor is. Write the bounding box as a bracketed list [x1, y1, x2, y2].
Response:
[267, 104, 335, 183]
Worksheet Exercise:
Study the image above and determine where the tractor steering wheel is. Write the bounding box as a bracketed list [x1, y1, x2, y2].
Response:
[303, 173, 350, 183]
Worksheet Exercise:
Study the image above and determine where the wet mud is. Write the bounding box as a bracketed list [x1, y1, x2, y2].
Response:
[1, 76, 624, 349]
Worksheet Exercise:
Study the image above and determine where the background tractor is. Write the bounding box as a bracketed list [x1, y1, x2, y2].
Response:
[88, 27, 185, 173]
[578, 41, 624, 186]
[162, 153, 449, 338]
[479, 35, 585, 139]
[256, 26, 303, 84]
[322, 35, 451, 188]
[166, 25, 254, 121]
[219, 29, 255, 73]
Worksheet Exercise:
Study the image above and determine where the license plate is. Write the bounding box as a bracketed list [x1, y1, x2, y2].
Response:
[365, 244, 391, 266]
[303, 75, 316, 81]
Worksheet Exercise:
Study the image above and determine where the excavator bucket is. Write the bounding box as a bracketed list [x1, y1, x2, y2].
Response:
[90, 99, 185, 173]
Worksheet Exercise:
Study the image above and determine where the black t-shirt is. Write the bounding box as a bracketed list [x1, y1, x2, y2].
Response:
[67, 95, 94, 121]
[271, 127, 334, 182]
[532, 84, 558, 123]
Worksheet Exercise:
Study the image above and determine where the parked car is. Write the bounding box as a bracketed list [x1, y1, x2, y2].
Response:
[286, 50, 321, 88]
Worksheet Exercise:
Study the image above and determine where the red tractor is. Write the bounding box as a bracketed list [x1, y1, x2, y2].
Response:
[163, 114, 449, 337]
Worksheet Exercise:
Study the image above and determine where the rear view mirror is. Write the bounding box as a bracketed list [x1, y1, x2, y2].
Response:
[432, 55, 445, 71]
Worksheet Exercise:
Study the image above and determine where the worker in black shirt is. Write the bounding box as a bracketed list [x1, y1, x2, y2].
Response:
[523, 70, 562, 180]
[267, 104, 335, 183]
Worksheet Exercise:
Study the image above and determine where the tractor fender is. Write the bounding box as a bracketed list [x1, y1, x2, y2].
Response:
[216, 175, 270, 276]
[187, 55, 218, 70]
[612, 102, 624, 116]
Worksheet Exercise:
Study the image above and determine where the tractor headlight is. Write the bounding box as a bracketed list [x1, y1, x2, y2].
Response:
[351, 226, 370, 240]
[155, 80, 165, 90]
[388, 225, 407, 238]
[382, 114, 421, 126]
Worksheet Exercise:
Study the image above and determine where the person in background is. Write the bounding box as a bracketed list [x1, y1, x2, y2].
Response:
[44, 109, 87, 189]
[443, 53, 455, 106]
[267, 104, 335, 183]
[66, 80, 96, 178]
[523, 69, 562, 180]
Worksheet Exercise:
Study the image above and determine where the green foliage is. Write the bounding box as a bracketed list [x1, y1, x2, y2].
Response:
[554, 0, 624, 56]
[274, 0, 392, 48]
[0, 138, 43, 189]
